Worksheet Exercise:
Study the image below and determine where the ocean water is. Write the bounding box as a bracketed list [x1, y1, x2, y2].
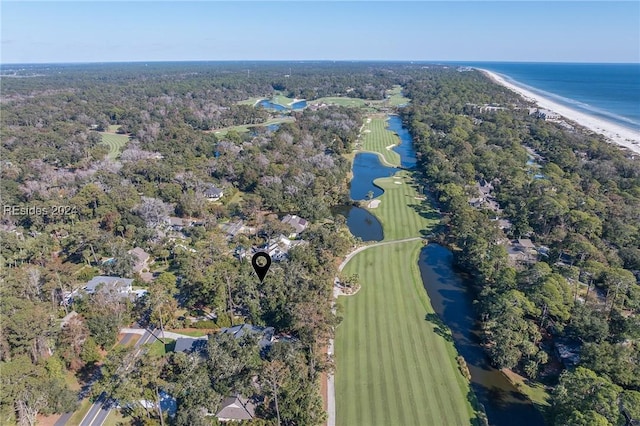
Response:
[462, 62, 640, 132]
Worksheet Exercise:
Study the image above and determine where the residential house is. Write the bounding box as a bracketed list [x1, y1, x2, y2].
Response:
[515, 238, 536, 252]
[215, 395, 255, 422]
[128, 247, 152, 274]
[264, 234, 306, 262]
[166, 216, 194, 231]
[496, 219, 512, 231]
[204, 185, 224, 201]
[84, 276, 133, 296]
[506, 239, 538, 264]
[220, 324, 274, 351]
[221, 220, 255, 239]
[173, 337, 207, 354]
[468, 180, 503, 214]
[281, 214, 309, 238]
[532, 108, 560, 121]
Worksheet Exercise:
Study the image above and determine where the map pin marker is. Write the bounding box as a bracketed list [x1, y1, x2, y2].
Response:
[251, 252, 271, 283]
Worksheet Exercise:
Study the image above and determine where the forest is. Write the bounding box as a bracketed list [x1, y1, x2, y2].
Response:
[1, 62, 639, 425]
[1, 62, 376, 426]
[400, 68, 640, 424]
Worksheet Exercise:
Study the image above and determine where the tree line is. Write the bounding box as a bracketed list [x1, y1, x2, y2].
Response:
[401, 68, 640, 425]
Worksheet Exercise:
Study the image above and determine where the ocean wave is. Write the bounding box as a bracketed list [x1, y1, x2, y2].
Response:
[497, 73, 640, 131]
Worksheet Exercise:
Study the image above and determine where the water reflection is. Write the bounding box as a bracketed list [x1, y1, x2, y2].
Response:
[419, 244, 545, 426]
[350, 152, 396, 200]
[333, 205, 383, 242]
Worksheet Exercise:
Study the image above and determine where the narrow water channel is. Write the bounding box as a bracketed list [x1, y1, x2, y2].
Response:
[344, 114, 545, 425]
[419, 245, 545, 426]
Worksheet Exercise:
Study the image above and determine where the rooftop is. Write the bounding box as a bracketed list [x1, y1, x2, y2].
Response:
[216, 395, 255, 421]
[84, 276, 133, 294]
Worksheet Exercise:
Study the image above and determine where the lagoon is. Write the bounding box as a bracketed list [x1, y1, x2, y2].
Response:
[349, 152, 396, 200]
[342, 114, 544, 426]
[333, 205, 383, 242]
[258, 99, 307, 111]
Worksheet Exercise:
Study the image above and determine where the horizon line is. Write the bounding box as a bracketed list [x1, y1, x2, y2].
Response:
[2, 59, 639, 66]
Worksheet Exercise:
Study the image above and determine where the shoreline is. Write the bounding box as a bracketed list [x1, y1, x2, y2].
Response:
[479, 69, 640, 155]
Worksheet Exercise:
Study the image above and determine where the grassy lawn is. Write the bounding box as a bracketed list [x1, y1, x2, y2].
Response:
[272, 93, 297, 107]
[311, 96, 366, 108]
[68, 399, 93, 425]
[148, 339, 176, 356]
[211, 117, 295, 136]
[103, 409, 126, 426]
[335, 113, 475, 425]
[502, 369, 551, 409]
[360, 117, 402, 166]
[386, 84, 410, 106]
[167, 328, 212, 337]
[237, 96, 266, 106]
[336, 241, 475, 426]
[100, 133, 129, 159]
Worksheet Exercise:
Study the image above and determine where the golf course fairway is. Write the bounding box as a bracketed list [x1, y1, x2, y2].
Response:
[334, 115, 476, 425]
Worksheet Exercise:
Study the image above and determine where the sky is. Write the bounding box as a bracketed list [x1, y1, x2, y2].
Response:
[1, 1, 639, 64]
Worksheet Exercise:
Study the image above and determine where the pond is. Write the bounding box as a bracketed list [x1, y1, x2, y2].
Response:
[291, 100, 307, 110]
[258, 100, 288, 111]
[386, 115, 417, 169]
[332, 205, 383, 242]
[349, 152, 396, 200]
[341, 114, 545, 425]
[258, 99, 307, 111]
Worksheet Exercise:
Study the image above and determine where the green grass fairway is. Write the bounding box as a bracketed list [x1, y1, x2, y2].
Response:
[100, 133, 129, 159]
[272, 93, 297, 107]
[336, 241, 475, 426]
[311, 97, 366, 108]
[335, 112, 475, 425]
[387, 85, 411, 106]
[237, 96, 267, 106]
[361, 117, 403, 166]
[211, 117, 295, 136]
[371, 172, 439, 241]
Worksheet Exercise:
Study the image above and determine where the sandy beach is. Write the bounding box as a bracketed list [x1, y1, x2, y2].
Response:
[479, 69, 640, 155]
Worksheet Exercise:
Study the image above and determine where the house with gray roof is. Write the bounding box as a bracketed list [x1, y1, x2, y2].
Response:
[215, 395, 255, 422]
[204, 185, 224, 200]
[173, 337, 207, 354]
[220, 324, 274, 351]
[281, 214, 308, 237]
[84, 276, 133, 296]
[128, 247, 152, 274]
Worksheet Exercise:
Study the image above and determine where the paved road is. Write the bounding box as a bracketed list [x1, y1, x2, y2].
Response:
[53, 412, 73, 426]
[79, 329, 157, 426]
